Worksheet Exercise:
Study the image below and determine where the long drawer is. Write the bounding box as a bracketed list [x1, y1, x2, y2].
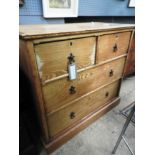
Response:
[43, 57, 126, 113]
[35, 37, 96, 83]
[47, 80, 120, 138]
[96, 31, 131, 63]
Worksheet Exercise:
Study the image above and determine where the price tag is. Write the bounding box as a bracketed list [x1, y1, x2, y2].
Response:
[68, 63, 77, 80]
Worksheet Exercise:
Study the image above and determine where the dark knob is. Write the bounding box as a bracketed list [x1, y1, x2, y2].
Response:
[105, 92, 109, 97]
[113, 44, 118, 52]
[70, 112, 76, 119]
[68, 53, 75, 64]
[109, 69, 114, 77]
[69, 86, 76, 94]
[70, 42, 73, 46]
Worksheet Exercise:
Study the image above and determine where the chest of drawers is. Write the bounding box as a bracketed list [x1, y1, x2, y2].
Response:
[19, 22, 134, 153]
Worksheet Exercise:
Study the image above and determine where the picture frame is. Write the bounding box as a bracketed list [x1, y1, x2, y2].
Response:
[42, 0, 78, 18]
[19, 0, 24, 7]
[128, 0, 135, 8]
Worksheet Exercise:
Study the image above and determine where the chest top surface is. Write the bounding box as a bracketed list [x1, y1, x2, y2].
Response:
[19, 22, 134, 40]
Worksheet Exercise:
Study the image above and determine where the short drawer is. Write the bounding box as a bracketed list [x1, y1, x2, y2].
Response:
[96, 31, 131, 63]
[47, 80, 120, 138]
[43, 56, 125, 113]
[35, 37, 96, 82]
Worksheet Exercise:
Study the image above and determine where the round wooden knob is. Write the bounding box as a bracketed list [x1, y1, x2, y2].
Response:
[69, 86, 76, 94]
[70, 112, 76, 119]
[113, 44, 118, 52]
[68, 53, 75, 64]
[109, 69, 114, 77]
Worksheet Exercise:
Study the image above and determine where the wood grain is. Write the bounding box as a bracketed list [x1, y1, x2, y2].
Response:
[35, 37, 96, 82]
[96, 31, 131, 63]
[43, 57, 126, 114]
[124, 31, 135, 76]
[19, 23, 135, 153]
[44, 97, 120, 153]
[47, 80, 120, 138]
[19, 22, 134, 40]
[19, 40, 50, 143]
[33, 29, 133, 44]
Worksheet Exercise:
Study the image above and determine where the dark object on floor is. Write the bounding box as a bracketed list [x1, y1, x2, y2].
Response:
[19, 69, 41, 155]
[124, 32, 135, 77]
[112, 102, 135, 155]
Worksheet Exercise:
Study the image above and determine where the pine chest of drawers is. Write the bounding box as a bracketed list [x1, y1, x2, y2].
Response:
[19, 22, 134, 153]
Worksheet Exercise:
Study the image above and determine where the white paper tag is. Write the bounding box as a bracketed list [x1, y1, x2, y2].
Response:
[68, 63, 77, 80]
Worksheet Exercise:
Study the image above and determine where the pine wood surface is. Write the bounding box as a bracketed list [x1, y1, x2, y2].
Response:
[19, 22, 134, 40]
[124, 31, 135, 76]
[33, 29, 133, 44]
[44, 97, 120, 153]
[35, 37, 96, 82]
[96, 31, 131, 63]
[19, 23, 135, 153]
[43, 57, 125, 114]
[19, 40, 50, 143]
[47, 80, 120, 138]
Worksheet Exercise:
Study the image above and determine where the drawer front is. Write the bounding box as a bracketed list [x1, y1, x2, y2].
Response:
[96, 31, 131, 63]
[43, 57, 125, 113]
[47, 80, 120, 138]
[35, 37, 96, 82]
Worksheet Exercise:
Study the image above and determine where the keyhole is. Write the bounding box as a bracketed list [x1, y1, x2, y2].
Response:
[70, 112, 75, 119]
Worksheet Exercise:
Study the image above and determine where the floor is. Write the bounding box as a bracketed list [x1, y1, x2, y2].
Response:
[41, 76, 135, 155]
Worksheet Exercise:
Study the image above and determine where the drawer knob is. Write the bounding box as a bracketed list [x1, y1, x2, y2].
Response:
[113, 44, 118, 52]
[69, 86, 76, 94]
[68, 53, 75, 64]
[70, 112, 76, 119]
[109, 69, 114, 77]
[105, 92, 109, 97]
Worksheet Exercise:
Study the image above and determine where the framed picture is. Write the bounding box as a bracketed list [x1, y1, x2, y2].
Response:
[128, 0, 135, 7]
[19, 0, 24, 7]
[42, 0, 78, 18]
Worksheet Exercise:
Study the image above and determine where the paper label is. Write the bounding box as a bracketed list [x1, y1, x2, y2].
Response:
[68, 64, 77, 80]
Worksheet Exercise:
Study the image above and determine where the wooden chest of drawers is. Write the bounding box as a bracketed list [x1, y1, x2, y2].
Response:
[124, 31, 135, 76]
[19, 22, 134, 153]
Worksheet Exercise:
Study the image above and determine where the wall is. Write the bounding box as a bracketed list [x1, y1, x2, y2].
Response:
[19, 0, 135, 24]
[19, 0, 64, 24]
[79, 0, 134, 16]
